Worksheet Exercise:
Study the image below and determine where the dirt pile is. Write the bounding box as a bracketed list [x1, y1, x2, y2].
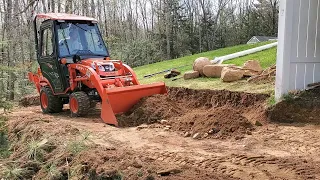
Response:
[118, 87, 269, 139]
[117, 95, 183, 127]
[4, 116, 144, 179]
[19, 95, 40, 107]
[268, 87, 320, 124]
[171, 107, 254, 139]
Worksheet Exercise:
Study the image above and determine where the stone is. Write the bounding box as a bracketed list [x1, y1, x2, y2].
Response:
[157, 168, 182, 176]
[255, 121, 263, 126]
[192, 133, 201, 139]
[164, 127, 170, 131]
[203, 133, 209, 138]
[136, 124, 148, 130]
[203, 64, 235, 78]
[184, 132, 191, 137]
[208, 128, 220, 134]
[160, 120, 168, 125]
[193, 57, 211, 76]
[243, 60, 263, 73]
[183, 71, 200, 80]
[221, 67, 244, 82]
[132, 158, 143, 168]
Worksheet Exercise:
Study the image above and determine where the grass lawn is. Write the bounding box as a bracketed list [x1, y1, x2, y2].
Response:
[134, 42, 277, 94]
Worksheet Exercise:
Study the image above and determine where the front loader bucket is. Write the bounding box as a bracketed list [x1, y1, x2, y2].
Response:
[100, 82, 167, 126]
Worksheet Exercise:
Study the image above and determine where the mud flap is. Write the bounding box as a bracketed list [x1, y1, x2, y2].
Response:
[100, 83, 167, 126]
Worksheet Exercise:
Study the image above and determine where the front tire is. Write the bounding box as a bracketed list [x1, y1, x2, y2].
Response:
[40, 87, 63, 113]
[69, 91, 90, 117]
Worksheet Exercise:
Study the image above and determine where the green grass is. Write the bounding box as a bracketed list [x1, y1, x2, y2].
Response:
[134, 42, 277, 94]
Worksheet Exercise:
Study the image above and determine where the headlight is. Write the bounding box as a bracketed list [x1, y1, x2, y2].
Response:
[103, 63, 115, 72]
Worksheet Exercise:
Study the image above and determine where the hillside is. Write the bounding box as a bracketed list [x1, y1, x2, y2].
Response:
[134, 42, 277, 94]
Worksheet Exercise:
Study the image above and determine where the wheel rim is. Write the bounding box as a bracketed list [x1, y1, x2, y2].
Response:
[40, 92, 48, 109]
[70, 97, 78, 113]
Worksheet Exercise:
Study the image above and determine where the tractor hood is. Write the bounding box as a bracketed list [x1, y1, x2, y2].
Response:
[78, 58, 124, 76]
[80, 58, 108, 67]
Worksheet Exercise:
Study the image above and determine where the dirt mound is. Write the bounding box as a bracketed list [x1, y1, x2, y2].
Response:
[118, 87, 268, 138]
[268, 87, 320, 124]
[117, 95, 183, 127]
[19, 95, 40, 107]
[171, 107, 253, 139]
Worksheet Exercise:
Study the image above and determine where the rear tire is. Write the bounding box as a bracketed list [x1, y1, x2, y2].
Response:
[69, 91, 90, 117]
[40, 87, 63, 113]
[90, 101, 97, 109]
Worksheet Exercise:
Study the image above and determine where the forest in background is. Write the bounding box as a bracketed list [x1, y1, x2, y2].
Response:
[0, 0, 278, 105]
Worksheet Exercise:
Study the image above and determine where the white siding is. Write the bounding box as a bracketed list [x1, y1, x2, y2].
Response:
[276, 0, 320, 99]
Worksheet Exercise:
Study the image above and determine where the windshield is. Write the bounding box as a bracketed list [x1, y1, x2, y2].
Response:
[57, 22, 108, 57]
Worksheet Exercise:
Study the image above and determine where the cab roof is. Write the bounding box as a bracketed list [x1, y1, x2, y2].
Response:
[36, 13, 97, 22]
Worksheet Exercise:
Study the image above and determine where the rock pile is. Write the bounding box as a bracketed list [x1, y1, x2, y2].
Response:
[184, 58, 267, 82]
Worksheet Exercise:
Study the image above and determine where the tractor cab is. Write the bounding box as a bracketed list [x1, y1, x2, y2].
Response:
[34, 13, 109, 94]
[56, 21, 109, 60]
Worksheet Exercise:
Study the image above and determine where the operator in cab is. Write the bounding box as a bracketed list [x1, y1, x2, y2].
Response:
[68, 28, 82, 52]
[58, 25, 83, 55]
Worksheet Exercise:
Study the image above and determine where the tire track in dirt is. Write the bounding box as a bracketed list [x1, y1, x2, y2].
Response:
[78, 123, 320, 180]
[136, 147, 317, 180]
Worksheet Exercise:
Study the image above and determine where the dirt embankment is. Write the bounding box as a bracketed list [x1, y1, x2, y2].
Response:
[118, 87, 269, 139]
[268, 87, 320, 124]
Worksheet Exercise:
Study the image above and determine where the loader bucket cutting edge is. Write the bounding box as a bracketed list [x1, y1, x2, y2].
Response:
[100, 82, 167, 126]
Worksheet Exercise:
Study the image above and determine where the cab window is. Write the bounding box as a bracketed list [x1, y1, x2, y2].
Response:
[41, 28, 53, 57]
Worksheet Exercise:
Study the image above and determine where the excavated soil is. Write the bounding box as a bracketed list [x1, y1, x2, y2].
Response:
[2, 87, 320, 179]
[118, 87, 268, 138]
[268, 87, 320, 124]
[19, 95, 40, 107]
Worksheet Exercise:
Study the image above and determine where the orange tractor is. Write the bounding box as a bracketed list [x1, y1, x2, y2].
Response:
[28, 13, 167, 126]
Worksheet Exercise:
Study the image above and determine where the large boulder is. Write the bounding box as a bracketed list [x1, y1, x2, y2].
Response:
[193, 57, 211, 76]
[203, 64, 235, 78]
[243, 60, 263, 72]
[221, 67, 244, 82]
[184, 71, 200, 80]
[242, 60, 263, 77]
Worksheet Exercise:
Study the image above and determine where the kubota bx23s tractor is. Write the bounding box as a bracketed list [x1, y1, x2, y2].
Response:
[28, 13, 167, 126]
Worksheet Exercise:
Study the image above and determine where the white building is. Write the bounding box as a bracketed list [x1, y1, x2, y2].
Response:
[247, 36, 277, 44]
[276, 0, 320, 99]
